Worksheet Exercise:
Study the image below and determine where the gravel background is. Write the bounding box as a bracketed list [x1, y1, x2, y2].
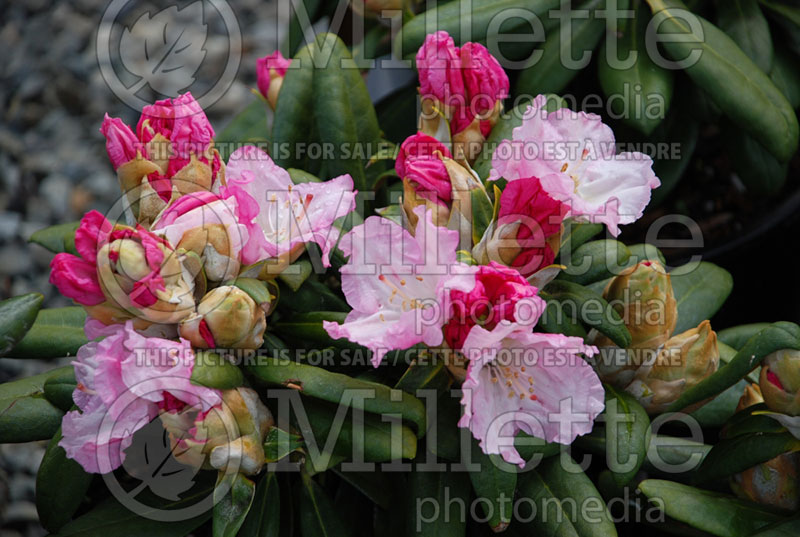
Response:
[1, 0, 288, 534]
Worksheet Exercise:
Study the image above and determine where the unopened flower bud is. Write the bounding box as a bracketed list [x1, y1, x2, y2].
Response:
[624, 320, 720, 414]
[101, 93, 224, 226]
[736, 383, 764, 412]
[180, 286, 266, 350]
[160, 387, 273, 475]
[472, 177, 566, 277]
[731, 452, 800, 511]
[256, 51, 291, 110]
[759, 349, 800, 416]
[597, 261, 677, 350]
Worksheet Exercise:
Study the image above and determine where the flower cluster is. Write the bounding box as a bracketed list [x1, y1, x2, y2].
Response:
[51, 92, 356, 475]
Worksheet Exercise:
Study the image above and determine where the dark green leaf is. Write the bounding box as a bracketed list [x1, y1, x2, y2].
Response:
[263, 427, 305, 463]
[0, 293, 43, 356]
[272, 44, 316, 170]
[770, 48, 800, 109]
[670, 262, 733, 334]
[638, 479, 786, 536]
[297, 472, 350, 537]
[216, 99, 270, 160]
[213, 473, 256, 537]
[7, 306, 88, 359]
[408, 466, 471, 537]
[36, 428, 93, 532]
[29, 221, 79, 254]
[717, 0, 773, 73]
[604, 386, 650, 486]
[190, 351, 244, 390]
[718, 323, 772, 350]
[43, 367, 77, 411]
[644, 0, 798, 162]
[469, 440, 517, 531]
[240, 472, 281, 537]
[557, 240, 632, 286]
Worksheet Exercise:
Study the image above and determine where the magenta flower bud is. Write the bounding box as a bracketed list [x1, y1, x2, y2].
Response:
[49, 210, 196, 328]
[473, 177, 567, 277]
[100, 92, 224, 226]
[443, 261, 545, 351]
[416, 31, 508, 163]
[256, 51, 291, 110]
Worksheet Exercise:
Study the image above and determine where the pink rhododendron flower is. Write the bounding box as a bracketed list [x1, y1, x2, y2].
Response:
[257, 51, 291, 109]
[59, 321, 221, 474]
[100, 92, 223, 225]
[218, 146, 356, 273]
[324, 206, 476, 367]
[151, 191, 248, 282]
[474, 177, 567, 277]
[49, 210, 195, 327]
[459, 321, 603, 466]
[490, 95, 660, 236]
[443, 261, 545, 351]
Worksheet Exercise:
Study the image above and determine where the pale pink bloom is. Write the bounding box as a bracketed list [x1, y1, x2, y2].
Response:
[490, 95, 660, 236]
[59, 321, 221, 474]
[256, 51, 291, 102]
[151, 191, 248, 282]
[459, 321, 603, 467]
[324, 206, 476, 366]
[219, 146, 356, 266]
[416, 31, 508, 136]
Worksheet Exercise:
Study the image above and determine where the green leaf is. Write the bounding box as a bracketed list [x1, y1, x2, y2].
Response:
[263, 427, 305, 463]
[689, 378, 751, 428]
[644, 0, 799, 162]
[246, 356, 426, 435]
[278, 278, 348, 314]
[748, 516, 800, 536]
[770, 48, 800, 109]
[277, 258, 313, 292]
[558, 220, 604, 256]
[598, 1, 674, 134]
[517, 454, 617, 537]
[216, 99, 270, 160]
[718, 323, 772, 350]
[468, 441, 517, 531]
[542, 280, 632, 347]
[0, 367, 70, 442]
[517, 0, 609, 98]
[644, 434, 711, 473]
[637, 479, 786, 537]
[670, 262, 733, 334]
[228, 277, 274, 309]
[470, 188, 494, 244]
[726, 130, 788, 195]
[240, 472, 281, 537]
[666, 322, 800, 413]
[408, 467, 471, 537]
[717, 0, 774, 73]
[395, 0, 560, 56]
[693, 431, 800, 485]
[297, 472, 350, 537]
[190, 351, 244, 390]
[271, 311, 360, 351]
[51, 477, 214, 537]
[311, 33, 376, 190]
[213, 473, 256, 537]
[604, 386, 650, 486]
[295, 397, 417, 467]
[272, 43, 316, 170]
[36, 428, 93, 532]
[0, 293, 43, 356]
[332, 467, 393, 510]
[43, 367, 77, 411]
[288, 167, 322, 184]
[557, 240, 632, 286]
[7, 306, 88, 359]
[29, 221, 79, 254]
[394, 352, 450, 393]
[280, 0, 323, 56]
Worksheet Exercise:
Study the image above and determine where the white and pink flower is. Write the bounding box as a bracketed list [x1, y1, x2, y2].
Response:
[324, 206, 476, 366]
[459, 321, 603, 466]
[490, 95, 660, 236]
[218, 146, 357, 274]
